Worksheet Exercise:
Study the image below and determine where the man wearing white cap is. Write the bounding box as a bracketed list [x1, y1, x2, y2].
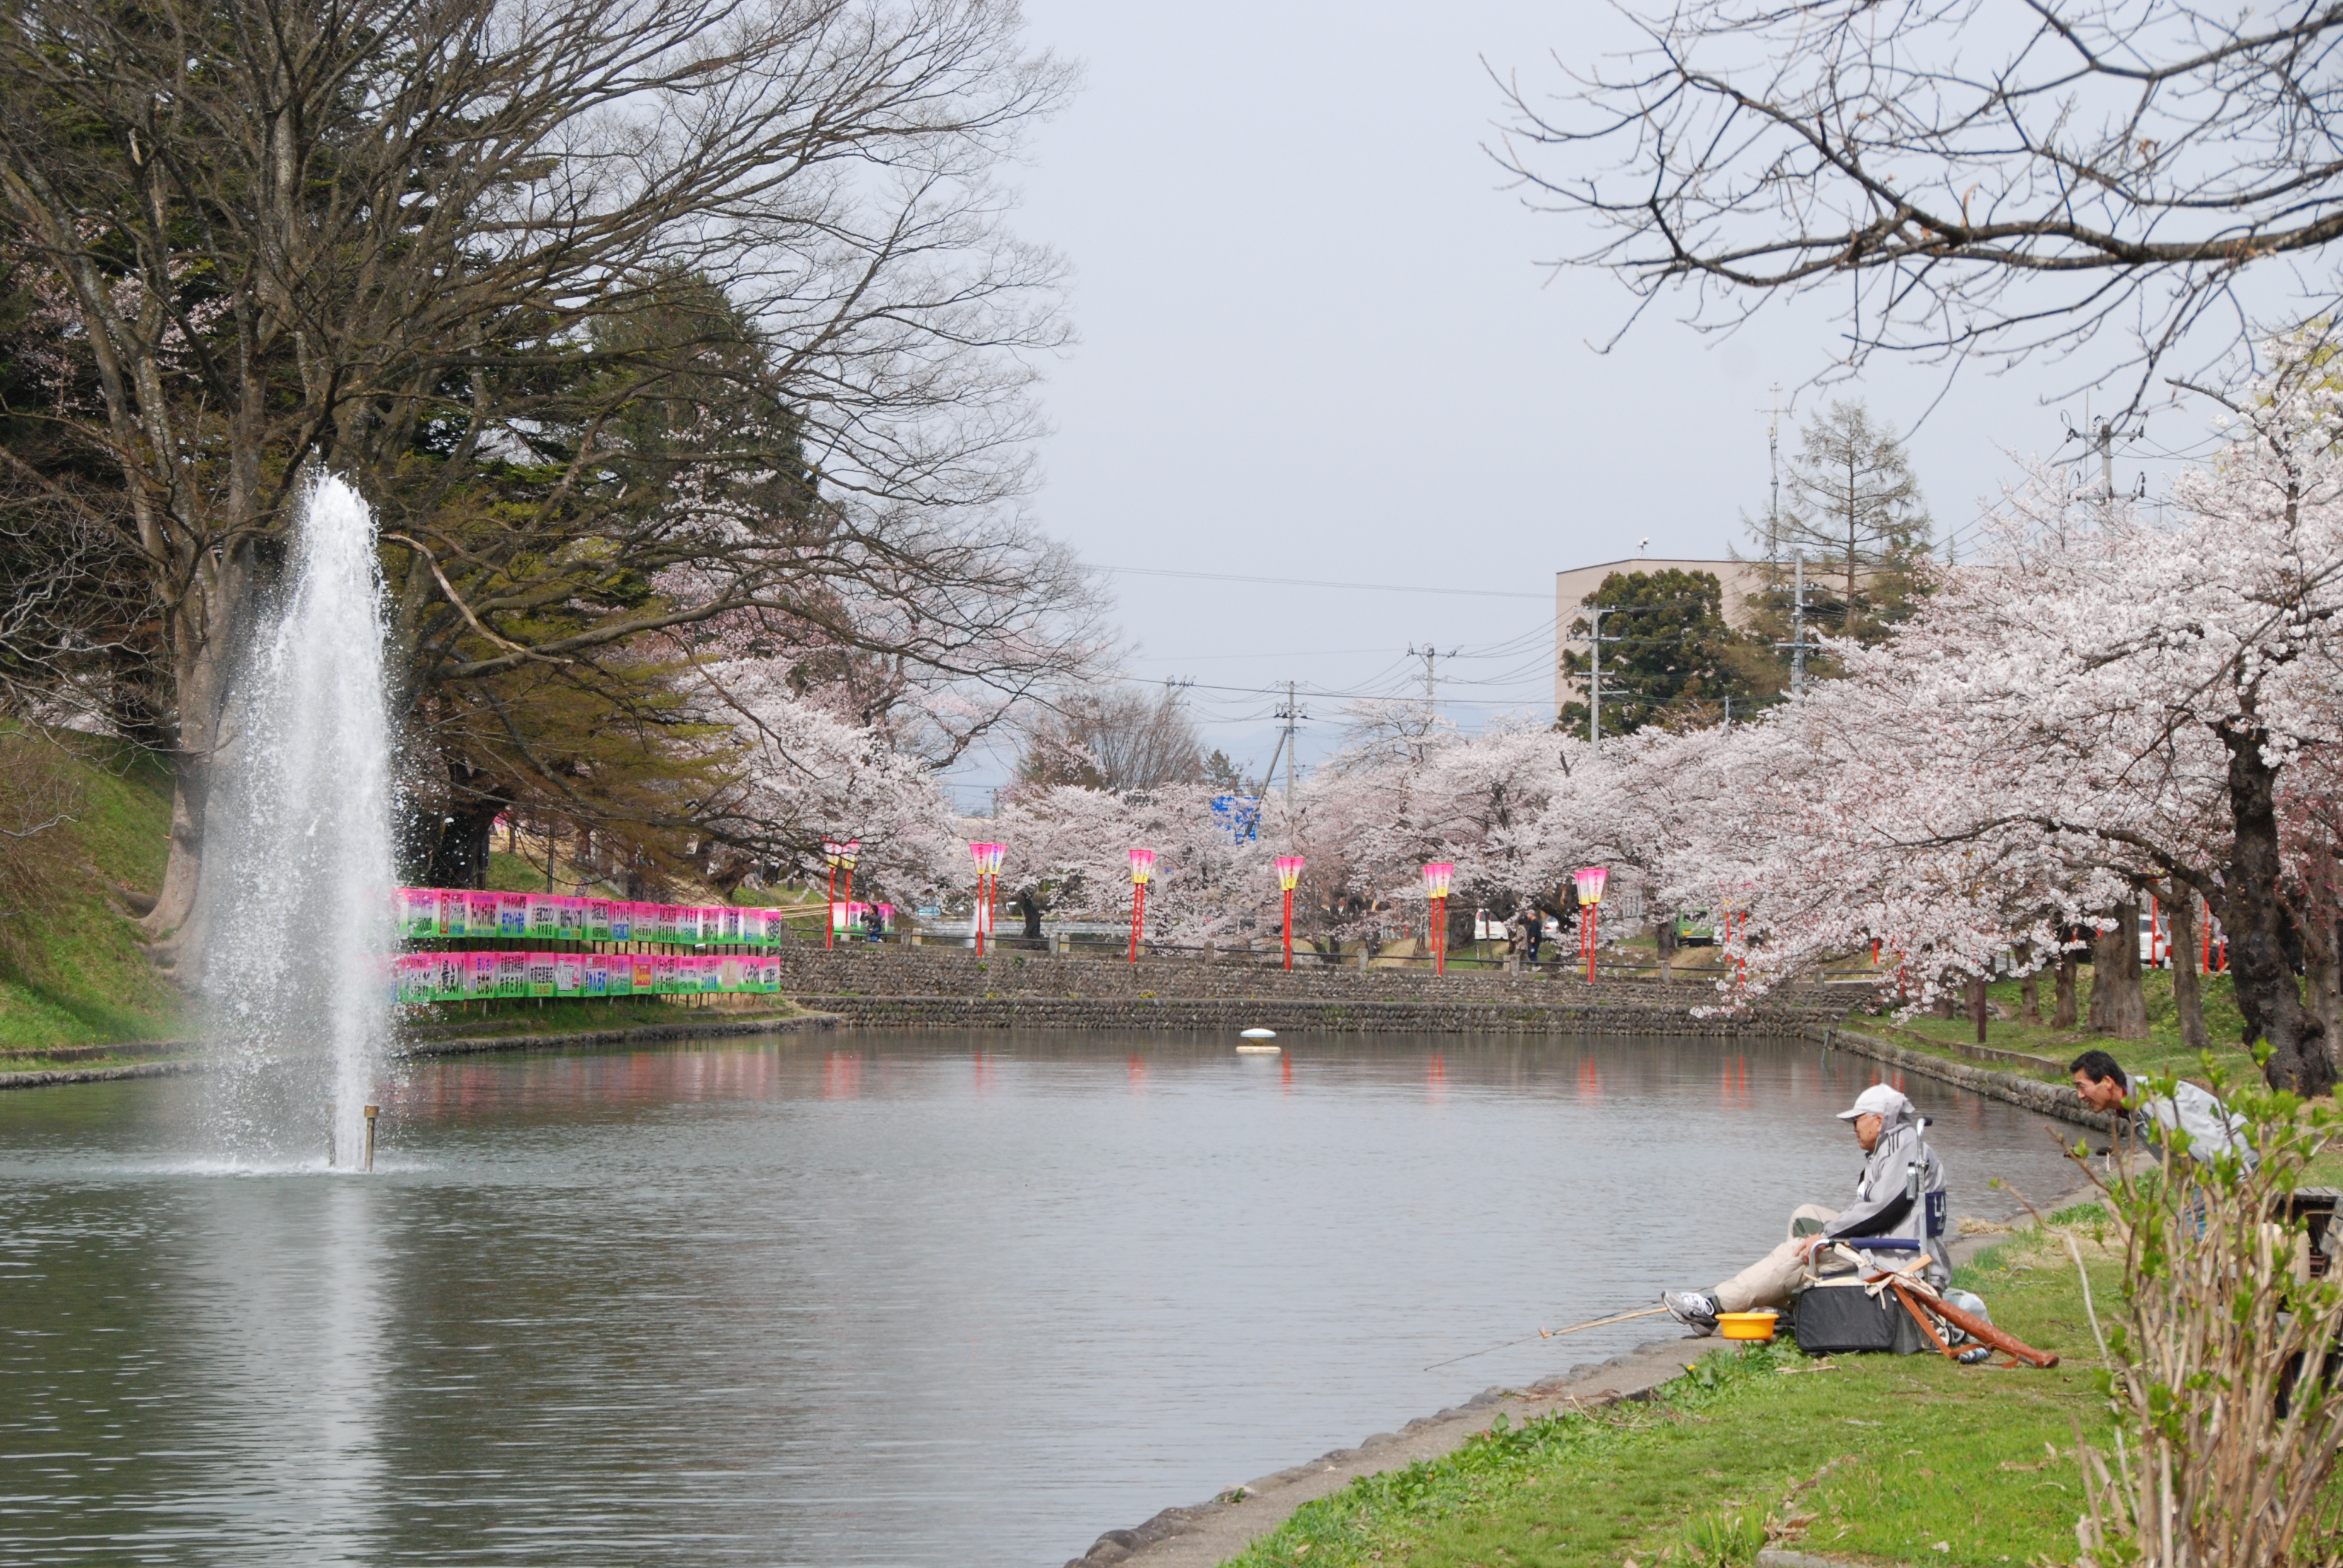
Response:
[1661, 1082, 1950, 1336]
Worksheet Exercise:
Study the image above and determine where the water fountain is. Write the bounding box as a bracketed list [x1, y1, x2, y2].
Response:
[198, 475, 396, 1166]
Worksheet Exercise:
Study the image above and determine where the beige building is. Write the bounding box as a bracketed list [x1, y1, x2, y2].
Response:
[1553, 557, 1772, 713]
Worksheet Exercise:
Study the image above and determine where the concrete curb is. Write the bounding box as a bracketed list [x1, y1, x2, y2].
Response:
[1059, 1336, 1706, 1568]
[0, 1059, 206, 1092]
[0, 1013, 841, 1091]
[1820, 1027, 2115, 1133]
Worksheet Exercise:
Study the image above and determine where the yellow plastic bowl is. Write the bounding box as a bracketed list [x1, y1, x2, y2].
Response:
[1716, 1310, 1780, 1342]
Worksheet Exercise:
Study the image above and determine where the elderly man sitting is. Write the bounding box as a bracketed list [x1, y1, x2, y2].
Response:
[1661, 1083, 1950, 1336]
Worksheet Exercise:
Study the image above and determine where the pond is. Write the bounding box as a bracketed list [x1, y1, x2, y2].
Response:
[0, 1031, 2085, 1567]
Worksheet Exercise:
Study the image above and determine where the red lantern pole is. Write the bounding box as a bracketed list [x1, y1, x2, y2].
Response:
[1573, 866, 1608, 985]
[1421, 863, 1455, 976]
[825, 861, 837, 950]
[1276, 857, 1306, 971]
[1128, 849, 1155, 963]
[969, 842, 1003, 958]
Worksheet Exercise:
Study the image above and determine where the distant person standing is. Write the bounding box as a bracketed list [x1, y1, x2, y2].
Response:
[1524, 907, 1544, 965]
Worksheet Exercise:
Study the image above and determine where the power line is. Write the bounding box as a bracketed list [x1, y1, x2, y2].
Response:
[1102, 565, 1547, 601]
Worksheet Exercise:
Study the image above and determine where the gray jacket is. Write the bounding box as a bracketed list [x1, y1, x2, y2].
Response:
[1821, 1110, 1950, 1286]
[2134, 1080, 2256, 1171]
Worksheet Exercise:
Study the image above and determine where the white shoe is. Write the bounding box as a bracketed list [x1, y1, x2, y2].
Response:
[1662, 1289, 1719, 1336]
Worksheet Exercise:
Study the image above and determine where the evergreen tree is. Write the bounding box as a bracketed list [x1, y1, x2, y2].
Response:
[1735, 399, 1935, 687]
[1558, 569, 1757, 737]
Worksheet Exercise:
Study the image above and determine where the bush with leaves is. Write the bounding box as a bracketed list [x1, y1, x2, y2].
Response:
[2073, 1054, 2343, 1568]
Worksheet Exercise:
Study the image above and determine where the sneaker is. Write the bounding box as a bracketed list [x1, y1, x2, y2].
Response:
[1662, 1289, 1719, 1336]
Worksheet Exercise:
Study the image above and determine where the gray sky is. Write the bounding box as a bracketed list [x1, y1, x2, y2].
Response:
[956, 0, 2222, 804]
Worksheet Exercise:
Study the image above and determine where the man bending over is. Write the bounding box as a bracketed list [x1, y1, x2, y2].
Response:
[1661, 1083, 1949, 1336]
[2069, 1049, 2255, 1170]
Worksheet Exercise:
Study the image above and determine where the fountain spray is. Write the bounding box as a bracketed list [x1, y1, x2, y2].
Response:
[199, 475, 396, 1167]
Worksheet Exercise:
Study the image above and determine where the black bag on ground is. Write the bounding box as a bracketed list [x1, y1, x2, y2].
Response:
[1788, 1282, 1933, 1356]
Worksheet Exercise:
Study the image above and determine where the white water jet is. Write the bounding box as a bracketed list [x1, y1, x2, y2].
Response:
[198, 475, 396, 1166]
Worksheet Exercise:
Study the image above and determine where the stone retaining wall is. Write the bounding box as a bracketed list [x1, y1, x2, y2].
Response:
[806, 994, 1838, 1035]
[1823, 1025, 2112, 1131]
[778, 941, 1812, 1011]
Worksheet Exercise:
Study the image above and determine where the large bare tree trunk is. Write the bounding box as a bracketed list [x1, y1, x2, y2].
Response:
[2054, 947, 2080, 1029]
[2089, 901, 2149, 1039]
[2016, 941, 2042, 1024]
[137, 561, 254, 970]
[2223, 726, 2335, 1095]
[2166, 884, 2210, 1054]
[2304, 904, 2343, 1075]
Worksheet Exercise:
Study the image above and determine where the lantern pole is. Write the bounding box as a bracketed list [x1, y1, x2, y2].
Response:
[840, 839, 860, 944]
[1421, 864, 1454, 976]
[822, 840, 844, 951]
[1573, 866, 1608, 984]
[1128, 849, 1154, 963]
[1275, 856, 1306, 971]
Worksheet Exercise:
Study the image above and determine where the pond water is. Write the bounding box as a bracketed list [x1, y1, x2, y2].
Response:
[0, 1031, 2085, 1567]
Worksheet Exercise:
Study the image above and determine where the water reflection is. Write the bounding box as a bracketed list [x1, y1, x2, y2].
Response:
[0, 1032, 2085, 1567]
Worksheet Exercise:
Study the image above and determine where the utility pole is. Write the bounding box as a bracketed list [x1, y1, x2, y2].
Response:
[1406, 643, 1457, 705]
[1761, 382, 1784, 560]
[1774, 557, 1820, 699]
[2066, 411, 2143, 513]
[1260, 681, 1304, 804]
[1586, 606, 1622, 743]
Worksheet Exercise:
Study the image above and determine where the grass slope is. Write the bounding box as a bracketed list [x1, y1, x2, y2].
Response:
[1888, 969, 2250, 1086]
[0, 738, 184, 1052]
[1225, 1210, 2119, 1568]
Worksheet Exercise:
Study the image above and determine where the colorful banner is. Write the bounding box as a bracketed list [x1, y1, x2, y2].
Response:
[399, 889, 437, 939]
[395, 887, 795, 952]
[379, 946, 796, 1004]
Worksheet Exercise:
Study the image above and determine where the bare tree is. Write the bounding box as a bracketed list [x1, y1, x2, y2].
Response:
[1017, 686, 1205, 794]
[1494, 0, 2343, 403]
[0, 0, 1081, 954]
[1775, 400, 1933, 639]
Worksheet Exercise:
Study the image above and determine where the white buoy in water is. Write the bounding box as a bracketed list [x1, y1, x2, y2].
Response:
[1240, 1028, 1277, 1040]
[1237, 1027, 1280, 1054]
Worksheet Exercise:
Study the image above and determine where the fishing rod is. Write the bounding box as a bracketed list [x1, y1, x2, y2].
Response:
[1422, 1305, 1671, 1372]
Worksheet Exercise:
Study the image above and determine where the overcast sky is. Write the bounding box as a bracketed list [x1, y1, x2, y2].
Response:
[951, 0, 2227, 806]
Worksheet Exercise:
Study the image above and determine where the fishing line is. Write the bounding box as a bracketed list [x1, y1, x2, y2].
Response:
[1421, 1305, 1672, 1372]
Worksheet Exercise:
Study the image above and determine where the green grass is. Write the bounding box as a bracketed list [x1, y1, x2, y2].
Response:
[1884, 968, 2256, 1088]
[0, 737, 186, 1051]
[1224, 1218, 2120, 1568]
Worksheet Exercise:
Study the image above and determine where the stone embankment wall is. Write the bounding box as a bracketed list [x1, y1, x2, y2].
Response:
[1823, 1025, 2112, 1131]
[778, 944, 1842, 1034]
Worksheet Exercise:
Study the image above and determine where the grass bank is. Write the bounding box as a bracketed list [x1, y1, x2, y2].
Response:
[1883, 969, 2249, 1087]
[0, 734, 184, 1052]
[1225, 1208, 2119, 1568]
